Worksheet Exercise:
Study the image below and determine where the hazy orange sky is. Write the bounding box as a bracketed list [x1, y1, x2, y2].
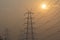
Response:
[0, 0, 60, 40]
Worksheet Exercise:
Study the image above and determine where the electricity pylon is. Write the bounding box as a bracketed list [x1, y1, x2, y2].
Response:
[0, 35, 3, 40]
[24, 11, 34, 40]
[4, 28, 8, 40]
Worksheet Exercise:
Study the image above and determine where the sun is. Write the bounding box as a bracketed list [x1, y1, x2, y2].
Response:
[41, 3, 47, 9]
[41, 4, 46, 9]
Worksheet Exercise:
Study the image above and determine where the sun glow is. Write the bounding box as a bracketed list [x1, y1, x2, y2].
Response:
[41, 3, 47, 9]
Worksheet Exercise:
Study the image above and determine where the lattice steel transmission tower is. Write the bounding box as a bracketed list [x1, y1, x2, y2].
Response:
[4, 28, 9, 40]
[24, 11, 34, 40]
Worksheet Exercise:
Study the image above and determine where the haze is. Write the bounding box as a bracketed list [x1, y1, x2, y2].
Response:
[0, 0, 60, 40]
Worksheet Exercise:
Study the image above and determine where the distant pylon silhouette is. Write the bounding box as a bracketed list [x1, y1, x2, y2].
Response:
[24, 10, 34, 40]
[4, 28, 8, 40]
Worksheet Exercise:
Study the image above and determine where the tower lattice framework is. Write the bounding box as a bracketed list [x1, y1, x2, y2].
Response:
[24, 11, 34, 40]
